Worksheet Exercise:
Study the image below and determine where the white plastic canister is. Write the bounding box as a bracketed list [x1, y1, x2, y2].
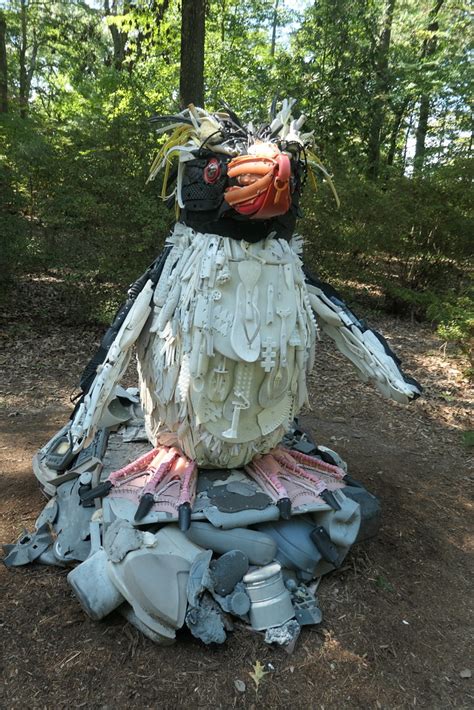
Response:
[243, 562, 294, 630]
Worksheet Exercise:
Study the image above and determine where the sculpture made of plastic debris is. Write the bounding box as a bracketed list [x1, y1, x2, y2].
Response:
[4, 99, 421, 649]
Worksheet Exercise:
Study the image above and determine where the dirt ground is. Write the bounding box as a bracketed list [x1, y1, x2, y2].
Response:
[0, 278, 473, 709]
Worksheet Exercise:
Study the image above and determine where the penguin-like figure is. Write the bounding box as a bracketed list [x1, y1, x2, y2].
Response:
[40, 100, 421, 530]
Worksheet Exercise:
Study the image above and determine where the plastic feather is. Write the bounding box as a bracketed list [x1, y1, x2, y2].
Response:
[307, 151, 340, 208]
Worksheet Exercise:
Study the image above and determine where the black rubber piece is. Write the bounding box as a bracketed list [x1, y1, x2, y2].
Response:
[342, 473, 365, 489]
[134, 493, 155, 522]
[320, 489, 341, 511]
[78, 484, 95, 508]
[178, 502, 192, 532]
[315, 448, 338, 467]
[293, 440, 318, 456]
[310, 526, 341, 567]
[79, 480, 112, 503]
[277, 497, 292, 520]
[209, 550, 249, 596]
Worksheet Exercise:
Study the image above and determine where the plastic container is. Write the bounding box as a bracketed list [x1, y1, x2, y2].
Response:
[257, 493, 361, 579]
[243, 562, 294, 630]
[185, 522, 277, 566]
[67, 549, 124, 620]
[256, 517, 323, 577]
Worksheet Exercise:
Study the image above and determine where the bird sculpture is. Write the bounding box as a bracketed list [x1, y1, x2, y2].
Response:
[43, 99, 421, 532]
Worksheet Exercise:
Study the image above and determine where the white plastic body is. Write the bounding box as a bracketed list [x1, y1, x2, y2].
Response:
[138, 225, 316, 468]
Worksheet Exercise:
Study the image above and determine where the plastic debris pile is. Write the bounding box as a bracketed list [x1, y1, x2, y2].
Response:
[4, 398, 381, 649]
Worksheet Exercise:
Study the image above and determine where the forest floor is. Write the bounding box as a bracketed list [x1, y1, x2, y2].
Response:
[0, 275, 473, 709]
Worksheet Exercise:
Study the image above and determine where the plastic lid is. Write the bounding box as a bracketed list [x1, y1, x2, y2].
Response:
[243, 561, 281, 584]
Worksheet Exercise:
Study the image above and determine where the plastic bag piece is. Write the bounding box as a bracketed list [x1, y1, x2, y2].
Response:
[185, 594, 228, 645]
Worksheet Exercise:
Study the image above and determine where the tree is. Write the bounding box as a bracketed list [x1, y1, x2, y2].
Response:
[179, 0, 205, 107]
[366, 0, 397, 179]
[270, 0, 279, 57]
[413, 0, 445, 174]
[18, 0, 39, 118]
[104, 0, 130, 71]
[0, 10, 7, 113]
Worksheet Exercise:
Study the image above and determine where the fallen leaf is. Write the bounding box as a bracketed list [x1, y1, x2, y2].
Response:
[249, 660, 267, 692]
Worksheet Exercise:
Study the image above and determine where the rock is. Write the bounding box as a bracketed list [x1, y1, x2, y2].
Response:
[234, 680, 246, 693]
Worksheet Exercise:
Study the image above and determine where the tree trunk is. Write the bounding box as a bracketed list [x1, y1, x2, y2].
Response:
[366, 0, 396, 180]
[436, 102, 447, 162]
[270, 0, 280, 57]
[104, 0, 129, 71]
[19, 0, 28, 118]
[414, 95, 431, 173]
[386, 97, 410, 166]
[401, 109, 414, 174]
[413, 0, 445, 174]
[0, 11, 7, 113]
[179, 0, 206, 109]
[17, 0, 38, 118]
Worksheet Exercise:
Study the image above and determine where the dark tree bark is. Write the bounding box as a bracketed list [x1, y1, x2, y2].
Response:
[413, 94, 431, 173]
[270, 0, 280, 57]
[386, 97, 411, 166]
[0, 10, 7, 113]
[366, 0, 396, 180]
[19, 0, 28, 117]
[401, 109, 414, 173]
[18, 0, 38, 118]
[104, 0, 130, 71]
[179, 0, 206, 109]
[413, 0, 445, 174]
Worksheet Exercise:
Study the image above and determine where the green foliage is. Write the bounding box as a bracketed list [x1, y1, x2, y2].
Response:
[299, 155, 472, 355]
[375, 574, 395, 592]
[462, 431, 474, 448]
[0, 0, 472, 360]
